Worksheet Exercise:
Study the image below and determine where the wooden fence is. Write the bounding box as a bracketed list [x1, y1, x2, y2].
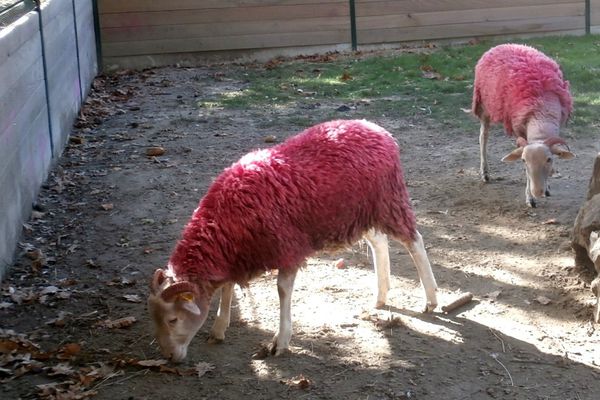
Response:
[98, 0, 600, 68]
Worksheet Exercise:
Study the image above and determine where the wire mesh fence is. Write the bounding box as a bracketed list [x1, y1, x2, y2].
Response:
[0, 0, 36, 28]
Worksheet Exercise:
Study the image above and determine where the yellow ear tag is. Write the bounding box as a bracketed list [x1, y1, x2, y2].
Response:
[178, 292, 194, 302]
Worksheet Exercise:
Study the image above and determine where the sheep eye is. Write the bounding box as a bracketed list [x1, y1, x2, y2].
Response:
[167, 317, 178, 325]
[547, 157, 552, 163]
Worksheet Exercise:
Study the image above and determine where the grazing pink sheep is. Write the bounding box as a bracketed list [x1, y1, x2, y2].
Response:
[148, 119, 438, 362]
[472, 43, 575, 207]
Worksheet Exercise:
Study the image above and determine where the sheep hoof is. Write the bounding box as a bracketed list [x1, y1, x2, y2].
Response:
[268, 342, 290, 357]
[375, 300, 386, 309]
[481, 173, 490, 183]
[528, 199, 537, 208]
[423, 302, 437, 313]
[545, 190, 551, 197]
[207, 335, 224, 344]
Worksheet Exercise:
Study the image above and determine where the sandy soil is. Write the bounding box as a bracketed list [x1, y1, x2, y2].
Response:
[1, 61, 599, 400]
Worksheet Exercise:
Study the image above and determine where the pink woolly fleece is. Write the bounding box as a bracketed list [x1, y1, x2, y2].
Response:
[471, 43, 572, 138]
[169, 120, 416, 283]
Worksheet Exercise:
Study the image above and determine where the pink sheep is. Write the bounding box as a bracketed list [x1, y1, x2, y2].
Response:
[148, 119, 438, 362]
[472, 43, 575, 207]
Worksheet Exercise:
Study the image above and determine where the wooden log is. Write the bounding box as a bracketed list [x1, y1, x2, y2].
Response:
[441, 292, 473, 313]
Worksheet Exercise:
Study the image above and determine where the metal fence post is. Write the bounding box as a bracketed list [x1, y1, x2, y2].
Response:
[349, 0, 357, 51]
[35, 0, 54, 156]
[71, 0, 83, 105]
[586, 0, 591, 34]
[92, 0, 102, 72]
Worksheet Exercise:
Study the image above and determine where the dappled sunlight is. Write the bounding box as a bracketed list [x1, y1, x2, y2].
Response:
[401, 314, 465, 345]
[290, 76, 345, 87]
[221, 90, 245, 99]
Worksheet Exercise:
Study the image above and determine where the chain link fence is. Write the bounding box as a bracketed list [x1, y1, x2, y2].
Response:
[0, 0, 36, 28]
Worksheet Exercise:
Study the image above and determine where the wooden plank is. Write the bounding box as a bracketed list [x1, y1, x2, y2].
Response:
[102, 16, 349, 43]
[98, 0, 348, 14]
[357, 3, 584, 30]
[103, 29, 351, 56]
[357, 15, 584, 45]
[356, 0, 583, 16]
[99, 3, 349, 28]
[591, 0, 600, 25]
[75, 0, 98, 96]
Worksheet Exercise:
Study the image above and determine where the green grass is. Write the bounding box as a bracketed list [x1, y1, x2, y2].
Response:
[207, 34, 600, 135]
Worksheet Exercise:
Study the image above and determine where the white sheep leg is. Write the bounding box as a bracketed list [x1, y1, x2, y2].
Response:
[479, 117, 491, 182]
[272, 267, 298, 356]
[395, 230, 438, 312]
[208, 282, 235, 343]
[525, 174, 536, 208]
[364, 229, 391, 308]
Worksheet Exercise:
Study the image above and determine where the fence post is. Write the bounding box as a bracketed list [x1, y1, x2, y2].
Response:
[349, 0, 357, 51]
[35, 0, 54, 156]
[586, 0, 591, 34]
[92, 0, 103, 72]
[71, 0, 83, 105]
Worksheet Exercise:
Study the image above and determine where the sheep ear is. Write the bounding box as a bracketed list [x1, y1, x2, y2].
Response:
[180, 297, 201, 315]
[550, 144, 575, 160]
[501, 147, 523, 162]
[151, 269, 167, 294]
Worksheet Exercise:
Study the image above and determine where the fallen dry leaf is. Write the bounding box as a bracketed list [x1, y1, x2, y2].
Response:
[486, 290, 502, 301]
[40, 286, 60, 295]
[542, 218, 558, 225]
[339, 71, 353, 81]
[137, 359, 168, 367]
[46, 311, 70, 327]
[123, 294, 142, 303]
[59, 343, 81, 357]
[47, 363, 75, 376]
[421, 70, 442, 80]
[282, 374, 311, 389]
[334, 258, 345, 269]
[535, 296, 552, 305]
[100, 203, 114, 211]
[146, 146, 166, 157]
[95, 316, 136, 329]
[194, 361, 215, 378]
[263, 135, 277, 143]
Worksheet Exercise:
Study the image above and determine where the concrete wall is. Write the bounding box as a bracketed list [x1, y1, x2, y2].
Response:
[0, 0, 97, 279]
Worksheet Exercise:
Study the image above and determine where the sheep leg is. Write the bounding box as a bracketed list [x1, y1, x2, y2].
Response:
[208, 282, 234, 343]
[396, 230, 438, 312]
[479, 116, 491, 182]
[364, 229, 391, 308]
[271, 267, 298, 356]
[525, 174, 537, 208]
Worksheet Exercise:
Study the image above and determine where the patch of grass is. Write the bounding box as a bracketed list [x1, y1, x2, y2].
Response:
[212, 35, 600, 135]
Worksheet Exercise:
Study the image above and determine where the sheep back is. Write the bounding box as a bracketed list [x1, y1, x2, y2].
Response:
[169, 119, 416, 283]
[471, 43, 572, 137]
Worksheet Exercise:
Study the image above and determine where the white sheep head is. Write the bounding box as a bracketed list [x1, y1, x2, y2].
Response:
[147, 268, 210, 362]
[502, 140, 574, 205]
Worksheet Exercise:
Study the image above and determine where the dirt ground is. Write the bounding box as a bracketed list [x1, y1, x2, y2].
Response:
[1, 58, 599, 400]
